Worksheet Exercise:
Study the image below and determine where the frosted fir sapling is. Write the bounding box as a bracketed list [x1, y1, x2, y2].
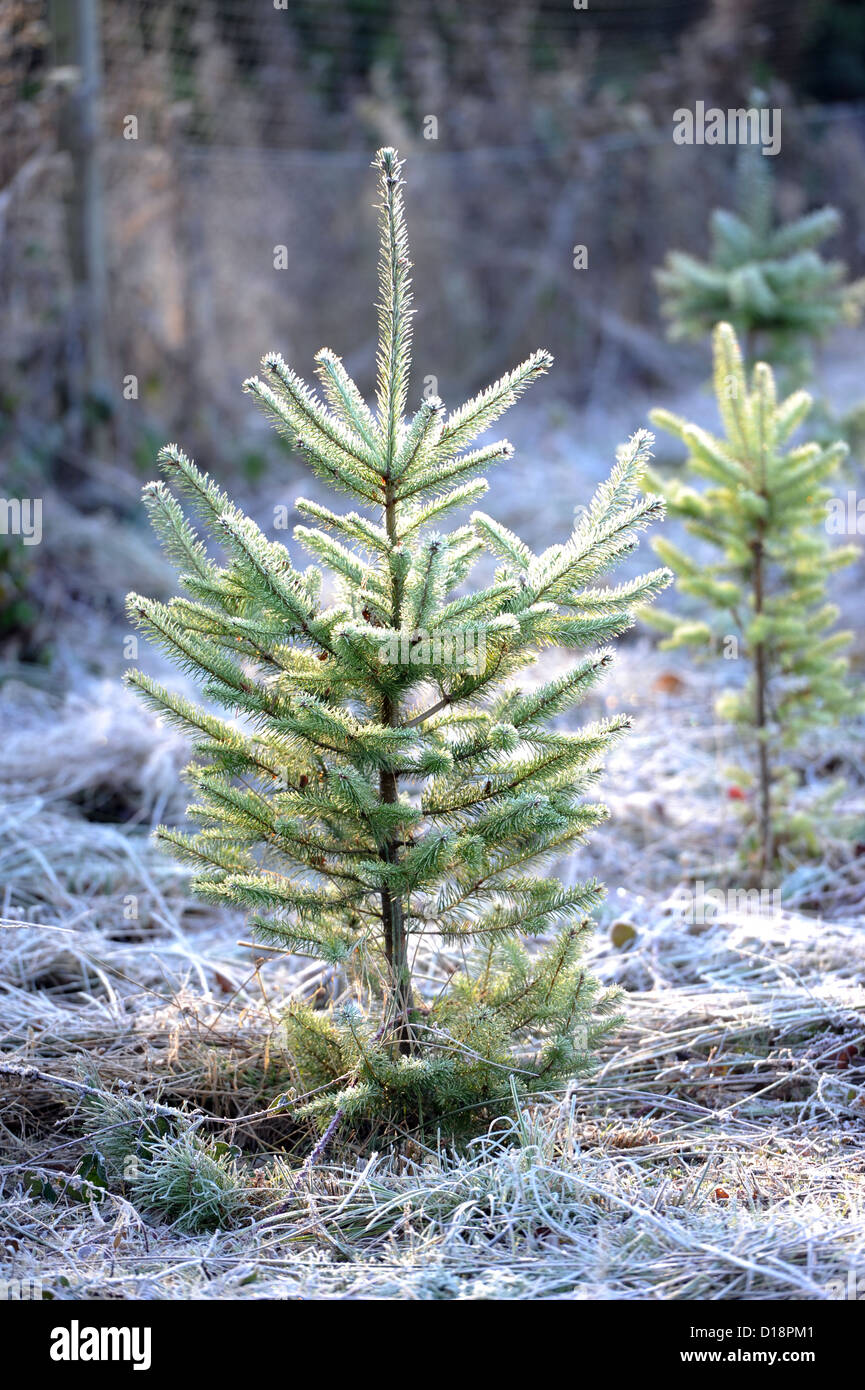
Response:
[641, 322, 861, 882]
[126, 148, 672, 1140]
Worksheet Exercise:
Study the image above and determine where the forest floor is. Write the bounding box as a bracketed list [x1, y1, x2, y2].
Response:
[1, 379, 865, 1300]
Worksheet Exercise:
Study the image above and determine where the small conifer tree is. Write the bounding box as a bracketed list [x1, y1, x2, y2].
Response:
[642, 322, 861, 881]
[126, 149, 671, 1141]
[657, 153, 864, 373]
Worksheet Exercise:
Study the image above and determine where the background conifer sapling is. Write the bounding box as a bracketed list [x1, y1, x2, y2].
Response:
[127, 149, 671, 1143]
[642, 322, 861, 882]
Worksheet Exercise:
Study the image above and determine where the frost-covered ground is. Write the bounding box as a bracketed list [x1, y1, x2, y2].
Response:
[1, 359, 864, 1300]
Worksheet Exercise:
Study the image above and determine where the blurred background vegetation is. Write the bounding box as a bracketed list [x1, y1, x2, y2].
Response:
[2, 0, 865, 667]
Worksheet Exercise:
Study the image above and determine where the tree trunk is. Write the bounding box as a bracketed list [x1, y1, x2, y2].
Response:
[379, 754, 413, 1054]
[380, 487, 414, 1053]
[752, 537, 773, 884]
[67, 0, 109, 408]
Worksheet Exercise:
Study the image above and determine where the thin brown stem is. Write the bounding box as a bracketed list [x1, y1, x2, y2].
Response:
[752, 537, 773, 885]
[379, 453, 414, 1054]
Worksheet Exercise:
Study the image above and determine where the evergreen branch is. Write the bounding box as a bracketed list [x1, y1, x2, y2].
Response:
[294, 498, 392, 557]
[432, 350, 553, 460]
[314, 347, 382, 451]
[260, 353, 381, 474]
